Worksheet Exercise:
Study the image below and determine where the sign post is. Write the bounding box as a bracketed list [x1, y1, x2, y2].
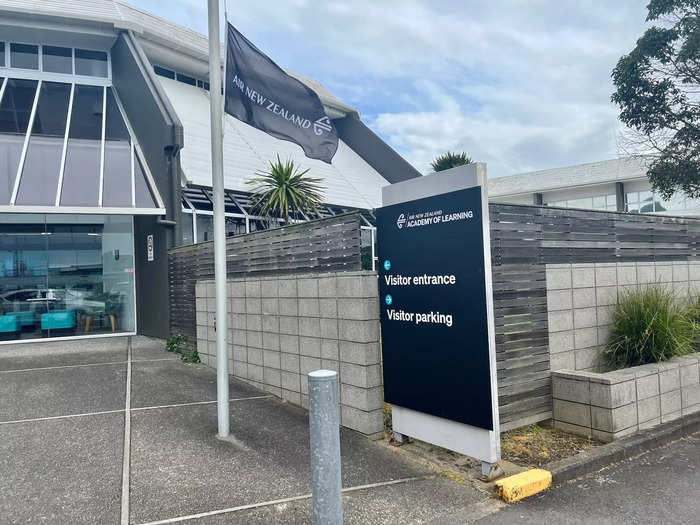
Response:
[377, 163, 501, 478]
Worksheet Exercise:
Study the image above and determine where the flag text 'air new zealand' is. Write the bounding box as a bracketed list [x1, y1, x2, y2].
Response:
[224, 23, 339, 163]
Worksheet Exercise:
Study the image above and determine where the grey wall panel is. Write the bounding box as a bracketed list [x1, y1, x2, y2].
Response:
[111, 31, 184, 337]
[134, 215, 170, 338]
[110, 31, 183, 245]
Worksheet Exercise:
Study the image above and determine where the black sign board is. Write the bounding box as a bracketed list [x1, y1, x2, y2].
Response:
[377, 187, 494, 431]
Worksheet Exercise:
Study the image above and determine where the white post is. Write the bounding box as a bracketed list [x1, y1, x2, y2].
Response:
[207, 0, 229, 437]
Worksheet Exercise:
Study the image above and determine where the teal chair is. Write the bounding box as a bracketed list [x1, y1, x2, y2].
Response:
[0, 315, 20, 339]
[6, 310, 36, 328]
[41, 310, 76, 331]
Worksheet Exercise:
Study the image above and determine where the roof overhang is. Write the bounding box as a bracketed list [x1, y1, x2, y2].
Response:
[0, 206, 166, 215]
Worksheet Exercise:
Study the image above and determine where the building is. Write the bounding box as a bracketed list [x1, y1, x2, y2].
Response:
[0, 0, 420, 344]
[488, 157, 700, 216]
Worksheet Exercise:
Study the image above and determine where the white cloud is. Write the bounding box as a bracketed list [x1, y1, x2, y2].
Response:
[135, 0, 650, 177]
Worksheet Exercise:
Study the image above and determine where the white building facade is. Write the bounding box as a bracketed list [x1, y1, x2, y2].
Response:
[489, 157, 700, 216]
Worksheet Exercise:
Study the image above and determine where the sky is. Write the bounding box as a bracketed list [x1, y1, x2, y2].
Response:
[134, 0, 650, 177]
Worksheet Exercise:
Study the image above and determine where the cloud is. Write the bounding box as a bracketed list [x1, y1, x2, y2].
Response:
[134, 0, 650, 177]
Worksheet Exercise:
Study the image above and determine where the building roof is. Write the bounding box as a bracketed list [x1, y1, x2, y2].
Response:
[488, 157, 650, 198]
[0, 0, 357, 117]
[160, 77, 388, 209]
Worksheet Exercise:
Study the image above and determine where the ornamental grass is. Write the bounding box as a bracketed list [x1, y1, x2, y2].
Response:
[604, 286, 696, 369]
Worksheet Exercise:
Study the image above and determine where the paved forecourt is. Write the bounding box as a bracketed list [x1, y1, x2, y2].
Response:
[0, 335, 490, 524]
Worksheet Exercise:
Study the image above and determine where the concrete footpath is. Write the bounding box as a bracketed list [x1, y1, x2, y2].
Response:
[0, 336, 496, 524]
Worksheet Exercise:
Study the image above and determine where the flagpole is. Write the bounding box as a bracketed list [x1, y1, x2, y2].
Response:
[207, 0, 229, 438]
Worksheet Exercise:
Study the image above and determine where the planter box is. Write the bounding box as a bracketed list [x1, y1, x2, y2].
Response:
[552, 353, 700, 442]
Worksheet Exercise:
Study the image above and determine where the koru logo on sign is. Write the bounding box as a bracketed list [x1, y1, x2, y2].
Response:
[313, 116, 333, 136]
[396, 213, 407, 229]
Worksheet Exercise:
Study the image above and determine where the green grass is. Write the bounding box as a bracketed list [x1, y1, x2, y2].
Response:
[604, 286, 696, 369]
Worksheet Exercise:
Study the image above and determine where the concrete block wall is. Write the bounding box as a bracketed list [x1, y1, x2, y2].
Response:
[546, 261, 700, 372]
[195, 271, 383, 438]
[552, 354, 700, 442]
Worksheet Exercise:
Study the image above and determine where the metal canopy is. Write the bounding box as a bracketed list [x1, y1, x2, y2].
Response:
[181, 185, 376, 226]
[0, 76, 166, 215]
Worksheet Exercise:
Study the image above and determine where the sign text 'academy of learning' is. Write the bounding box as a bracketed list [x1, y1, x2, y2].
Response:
[377, 187, 494, 431]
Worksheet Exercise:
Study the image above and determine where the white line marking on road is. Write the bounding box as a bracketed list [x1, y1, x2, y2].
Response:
[135, 476, 430, 525]
[0, 409, 126, 425]
[0, 396, 273, 426]
[120, 337, 133, 525]
[0, 357, 178, 374]
[131, 396, 273, 412]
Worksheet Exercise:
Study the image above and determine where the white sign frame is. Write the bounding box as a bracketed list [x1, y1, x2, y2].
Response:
[381, 163, 501, 464]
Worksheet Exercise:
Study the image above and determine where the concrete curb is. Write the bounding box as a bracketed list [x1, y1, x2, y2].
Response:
[548, 411, 700, 485]
[494, 469, 552, 503]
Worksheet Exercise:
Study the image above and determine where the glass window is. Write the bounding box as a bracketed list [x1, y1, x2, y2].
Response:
[0, 78, 39, 204]
[592, 196, 606, 209]
[0, 43, 5, 67]
[658, 193, 686, 212]
[567, 197, 593, 209]
[0, 213, 136, 341]
[42, 46, 72, 74]
[60, 85, 103, 206]
[154, 66, 175, 79]
[10, 43, 39, 70]
[196, 215, 213, 242]
[74, 49, 108, 77]
[181, 212, 194, 245]
[16, 82, 71, 206]
[102, 88, 131, 207]
[176, 73, 196, 86]
[687, 198, 700, 210]
[639, 191, 654, 213]
[134, 153, 156, 208]
[0, 214, 48, 341]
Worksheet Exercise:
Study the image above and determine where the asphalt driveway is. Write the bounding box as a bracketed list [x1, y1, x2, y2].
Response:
[0, 336, 490, 524]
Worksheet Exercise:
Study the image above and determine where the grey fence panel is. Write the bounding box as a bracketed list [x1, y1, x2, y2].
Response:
[489, 203, 700, 430]
[169, 213, 363, 341]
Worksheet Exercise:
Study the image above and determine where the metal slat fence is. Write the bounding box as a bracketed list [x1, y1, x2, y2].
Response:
[490, 204, 700, 429]
[167, 203, 700, 431]
[168, 212, 363, 341]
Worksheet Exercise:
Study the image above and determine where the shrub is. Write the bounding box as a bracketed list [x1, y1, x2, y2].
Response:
[181, 347, 201, 364]
[604, 286, 696, 369]
[166, 333, 188, 354]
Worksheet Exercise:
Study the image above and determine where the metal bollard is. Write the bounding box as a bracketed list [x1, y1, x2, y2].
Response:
[308, 370, 343, 525]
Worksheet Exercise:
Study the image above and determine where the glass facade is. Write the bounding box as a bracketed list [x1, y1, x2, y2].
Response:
[547, 194, 617, 211]
[0, 214, 136, 341]
[626, 191, 700, 213]
[10, 43, 39, 70]
[0, 77, 160, 210]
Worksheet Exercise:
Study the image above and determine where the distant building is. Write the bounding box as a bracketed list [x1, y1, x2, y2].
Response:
[488, 157, 700, 216]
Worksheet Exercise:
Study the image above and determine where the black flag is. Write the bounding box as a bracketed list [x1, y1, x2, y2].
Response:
[224, 23, 339, 164]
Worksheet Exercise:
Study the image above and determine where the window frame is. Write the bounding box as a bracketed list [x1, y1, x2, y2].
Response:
[1, 42, 111, 86]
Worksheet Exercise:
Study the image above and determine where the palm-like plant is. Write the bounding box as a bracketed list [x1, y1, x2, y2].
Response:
[430, 151, 472, 172]
[246, 156, 325, 221]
